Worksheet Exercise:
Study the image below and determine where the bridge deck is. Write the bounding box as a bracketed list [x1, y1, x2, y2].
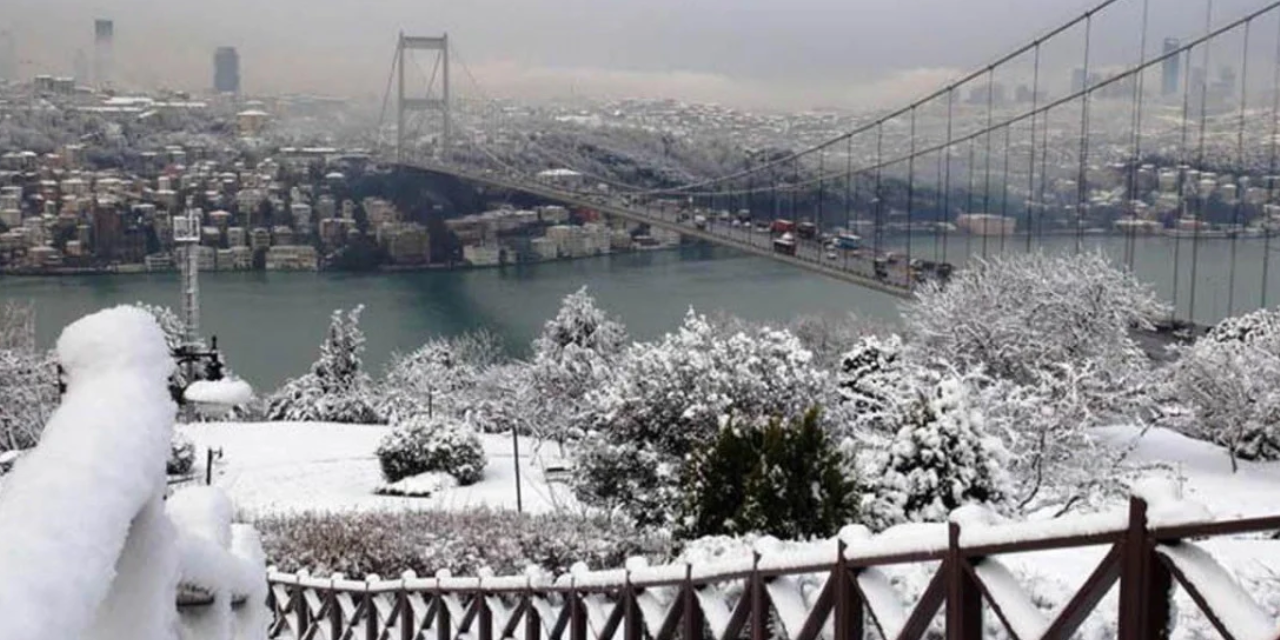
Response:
[396, 160, 919, 298]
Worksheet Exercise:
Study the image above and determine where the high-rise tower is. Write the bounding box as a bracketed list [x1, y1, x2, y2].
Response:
[93, 19, 113, 89]
[1162, 38, 1181, 97]
[214, 47, 240, 94]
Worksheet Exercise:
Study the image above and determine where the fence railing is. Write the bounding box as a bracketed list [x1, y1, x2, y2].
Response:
[265, 495, 1280, 640]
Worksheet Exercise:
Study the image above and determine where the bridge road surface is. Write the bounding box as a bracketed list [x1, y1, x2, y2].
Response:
[397, 159, 923, 296]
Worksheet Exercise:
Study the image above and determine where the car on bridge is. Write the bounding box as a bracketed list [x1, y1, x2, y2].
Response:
[773, 233, 797, 256]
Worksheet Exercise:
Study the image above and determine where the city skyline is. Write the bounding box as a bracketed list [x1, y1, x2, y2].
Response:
[0, 0, 1271, 109]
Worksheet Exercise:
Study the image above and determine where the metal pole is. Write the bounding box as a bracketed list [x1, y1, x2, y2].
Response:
[396, 32, 405, 163]
[511, 422, 523, 513]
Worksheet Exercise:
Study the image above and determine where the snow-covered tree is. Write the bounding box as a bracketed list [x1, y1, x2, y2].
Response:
[267, 306, 382, 424]
[903, 250, 1167, 387]
[526, 287, 627, 444]
[0, 302, 56, 454]
[837, 334, 912, 435]
[573, 309, 832, 526]
[1165, 308, 1280, 465]
[864, 372, 1010, 530]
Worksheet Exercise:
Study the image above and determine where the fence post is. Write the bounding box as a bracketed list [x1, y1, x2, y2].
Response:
[438, 584, 452, 640]
[833, 539, 863, 640]
[570, 577, 587, 640]
[624, 571, 640, 640]
[400, 589, 414, 640]
[1118, 496, 1172, 640]
[683, 563, 702, 640]
[750, 552, 765, 640]
[364, 590, 378, 640]
[295, 583, 310, 637]
[479, 588, 494, 640]
[525, 579, 541, 640]
[328, 584, 343, 640]
[945, 521, 981, 640]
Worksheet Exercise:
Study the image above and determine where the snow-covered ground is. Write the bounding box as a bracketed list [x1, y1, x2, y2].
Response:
[178, 422, 576, 515]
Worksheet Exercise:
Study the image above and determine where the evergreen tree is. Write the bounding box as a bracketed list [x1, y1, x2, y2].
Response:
[267, 305, 382, 424]
[865, 373, 1009, 530]
[837, 334, 909, 434]
[678, 409, 860, 540]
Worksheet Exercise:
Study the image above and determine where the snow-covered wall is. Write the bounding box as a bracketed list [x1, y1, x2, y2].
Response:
[0, 306, 177, 640]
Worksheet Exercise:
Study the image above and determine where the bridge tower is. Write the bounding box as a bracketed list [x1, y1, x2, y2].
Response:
[395, 32, 451, 162]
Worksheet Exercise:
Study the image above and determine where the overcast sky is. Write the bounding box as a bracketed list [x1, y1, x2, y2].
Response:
[2, 0, 1269, 109]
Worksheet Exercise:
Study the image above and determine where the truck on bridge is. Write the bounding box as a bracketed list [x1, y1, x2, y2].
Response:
[770, 219, 795, 235]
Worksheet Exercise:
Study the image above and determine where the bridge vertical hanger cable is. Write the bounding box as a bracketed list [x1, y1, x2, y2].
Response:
[942, 88, 955, 264]
[1228, 20, 1252, 317]
[1076, 12, 1094, 255]
[966, 137, 977, 260]
[1263, 14, 1280, 309]
[845, 135, 853, 271]
[791, 156, 799, 223]
[1173, 38, 1196, 321]
[1038, 94, 1052, 246]
[818, 148, 826, 236]
[1190, 0, 1216, 325]
[907, 106, 916, 275]
[875, 123, 885, 258]
[376, 44, 401, 153]
[983, 67, 996, 259]
[999, 124, 1011, 254]
[1125, 0, 1151, 271]
[1026, 44, 1042, 253]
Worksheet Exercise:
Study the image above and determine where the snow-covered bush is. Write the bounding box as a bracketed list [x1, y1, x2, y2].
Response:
[462, 361, 540, 435]
[375, 415, 487, 485]
[864, 372, 1010, 530]
[255, 508, 673, 578]
[168, 432, 196, 476]
[375, 330, 506, 425]
[574, 309, 832, 526]
[1165, 308, 1280, 464]
[267, 306, 383, 424]
[678, 409, 859, 540]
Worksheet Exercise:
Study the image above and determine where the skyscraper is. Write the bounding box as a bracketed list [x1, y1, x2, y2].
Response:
[93, 19, 113, 88]
[214, 47, 240, 94]
[0, 30, 15, 81]
[1162, 38, 1180, 97]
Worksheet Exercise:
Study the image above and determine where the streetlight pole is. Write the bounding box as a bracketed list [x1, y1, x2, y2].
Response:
[511, 420, 523, 513]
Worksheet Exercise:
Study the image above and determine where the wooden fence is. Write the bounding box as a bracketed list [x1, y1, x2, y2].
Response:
[265, 496, 1280, 640]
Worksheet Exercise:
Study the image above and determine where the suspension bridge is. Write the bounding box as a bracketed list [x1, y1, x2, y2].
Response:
[381, 0, 1280, 327]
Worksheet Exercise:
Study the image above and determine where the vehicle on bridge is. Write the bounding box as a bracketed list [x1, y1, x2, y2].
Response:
[773, 232, 797, 256]
[736, 209, 752, 223]
[797, 221, 818, 240]
[694, 215, 708, 230]
[833, 233, 861, 250]
[771, 219, 796, 235]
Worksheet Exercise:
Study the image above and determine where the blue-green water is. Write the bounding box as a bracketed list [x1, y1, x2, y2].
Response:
[5, 235, 1279, 390]
[0, 246, 901, 389]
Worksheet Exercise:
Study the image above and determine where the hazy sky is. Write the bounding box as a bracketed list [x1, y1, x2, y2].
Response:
[3, 0, 1269, 109]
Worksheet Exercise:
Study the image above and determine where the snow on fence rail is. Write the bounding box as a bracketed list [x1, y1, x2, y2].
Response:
[266, 493, 1280, 640]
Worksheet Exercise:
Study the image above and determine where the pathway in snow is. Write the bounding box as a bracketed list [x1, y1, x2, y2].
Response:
[179, 422, 576, 515]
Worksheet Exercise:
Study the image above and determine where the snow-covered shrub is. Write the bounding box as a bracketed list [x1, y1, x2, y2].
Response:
[678, 409, 859, 540]
[865, 372, 1010, 530]
[376, 415, 486, 485]
[574, 309, 832, 527]
[375, 330, 506, 425]
[255, 508, 673, 578]
[1166, 308, 1280, 464]
[267, 306, 383, 424]
[168, 432, 196, 476]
